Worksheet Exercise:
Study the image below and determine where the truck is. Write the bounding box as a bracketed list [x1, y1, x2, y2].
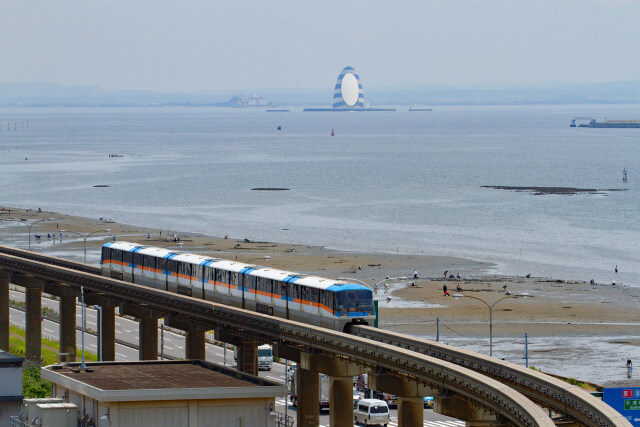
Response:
[290, 373, 330, 411]
[257, 344, 273, 371]
[233, 344, 273, 371]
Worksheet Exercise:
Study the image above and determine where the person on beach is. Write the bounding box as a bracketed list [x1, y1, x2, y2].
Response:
[627, 359, 632, 369]
[443, 270, 448, 278]
[615, 265, 618, 274]
[443, 284, 449, 296]
[413, 270, 418, 279]
[456, 284, 462, 292]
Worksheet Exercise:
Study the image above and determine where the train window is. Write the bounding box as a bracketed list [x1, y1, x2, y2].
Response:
[111, 249, 122, 263]
[101, 247, 110, 262]
[122, 250, 133, 265]
[143, 255, 156, 270]
[215, 269, 225, 283]
[204, 267, 212, 281]
[308, 288, 318, 304]
[178, 262, 192, 278]
[157, 257, 167, 273]
[274, 281, 283, 297]
[265, 279, 274, 294]
[133, 252, 144, 266]
[355, 290, 374, 313]
[320, 290, 335, 311]
[336, 291, 357, 312]
[230, 272, 238, 286]
[290, 284, 300, 300]
[166, 259, 178, 276]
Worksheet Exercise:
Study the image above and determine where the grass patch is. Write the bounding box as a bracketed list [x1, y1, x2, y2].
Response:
[10, 325, 98, 364]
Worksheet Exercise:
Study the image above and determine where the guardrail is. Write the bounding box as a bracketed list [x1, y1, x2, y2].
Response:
[349, 325, 630, 427]
[0, 248, 623, 426]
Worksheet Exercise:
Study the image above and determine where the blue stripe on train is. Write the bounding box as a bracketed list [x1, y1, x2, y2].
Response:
[327, 284, 370, 291]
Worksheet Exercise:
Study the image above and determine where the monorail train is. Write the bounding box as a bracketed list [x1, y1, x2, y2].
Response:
[100, 242, 375, 331]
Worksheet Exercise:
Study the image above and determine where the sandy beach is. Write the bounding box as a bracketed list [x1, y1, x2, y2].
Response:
[1, 206, 639, 386]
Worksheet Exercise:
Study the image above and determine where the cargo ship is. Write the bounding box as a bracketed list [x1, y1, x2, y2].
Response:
[577, 119, 640, 128]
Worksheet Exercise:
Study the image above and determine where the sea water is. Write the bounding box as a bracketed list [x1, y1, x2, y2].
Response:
[0, 105, 639, 286]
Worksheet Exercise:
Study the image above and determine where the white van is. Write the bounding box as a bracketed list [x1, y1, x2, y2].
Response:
[354, 399, 390, 426]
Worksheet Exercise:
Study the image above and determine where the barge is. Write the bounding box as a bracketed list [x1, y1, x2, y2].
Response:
[578, 119, 640, 128]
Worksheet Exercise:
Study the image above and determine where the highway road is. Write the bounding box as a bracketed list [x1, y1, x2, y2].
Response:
[9, 289, 464, 427]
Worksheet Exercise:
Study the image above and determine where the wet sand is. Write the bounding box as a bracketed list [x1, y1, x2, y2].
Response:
[2, 206, 639, 386]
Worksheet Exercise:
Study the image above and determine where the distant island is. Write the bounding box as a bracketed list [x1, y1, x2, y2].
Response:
[482, 186, 628, 195]
[214, 94, 271, 108]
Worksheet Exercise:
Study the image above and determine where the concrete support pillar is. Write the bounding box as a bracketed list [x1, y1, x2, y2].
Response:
[59, 295, 77, 362]
[435, 392, 498, 426]
[101, 305, 116, 361]
[297, 368, 320, 427]
[398, 397, 424, 427]
[25, 282, 42, 364]
[185, 329, 205, 360]
[0, 271, 10, 351]
[236, 339, 258, 376]
[329, 376, 354, 427]
[139, 315, 158, 360]
[368, 371, 438, 427]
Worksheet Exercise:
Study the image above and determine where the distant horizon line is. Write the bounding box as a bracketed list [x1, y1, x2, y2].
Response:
[1, 78, 640, 95]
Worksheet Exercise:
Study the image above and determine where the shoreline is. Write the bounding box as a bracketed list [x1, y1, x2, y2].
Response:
[2, 205, 639, 386]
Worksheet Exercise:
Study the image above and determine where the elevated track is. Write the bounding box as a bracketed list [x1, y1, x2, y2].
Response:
[0, 245, 630, 426]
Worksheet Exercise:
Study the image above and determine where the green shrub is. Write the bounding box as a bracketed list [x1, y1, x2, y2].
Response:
[23, 365, 51, 398]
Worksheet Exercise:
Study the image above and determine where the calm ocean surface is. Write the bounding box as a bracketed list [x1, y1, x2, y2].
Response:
[1, 105, 639, 286]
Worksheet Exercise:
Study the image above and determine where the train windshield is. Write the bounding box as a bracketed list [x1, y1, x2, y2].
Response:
[336, 290, 374, 314]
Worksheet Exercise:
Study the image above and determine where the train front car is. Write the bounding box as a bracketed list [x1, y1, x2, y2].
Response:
[330, 283, 376, 331]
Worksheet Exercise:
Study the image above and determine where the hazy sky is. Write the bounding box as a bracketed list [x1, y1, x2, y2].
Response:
[2, 0, 639, 92]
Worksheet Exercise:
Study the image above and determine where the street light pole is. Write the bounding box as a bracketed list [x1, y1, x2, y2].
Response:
[453, 293, 530, 357]
[80, 286, 86, 369]
[338, 276, 410, 291]
[60, 229, 111, 263]
[6, 218, 54, 251]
